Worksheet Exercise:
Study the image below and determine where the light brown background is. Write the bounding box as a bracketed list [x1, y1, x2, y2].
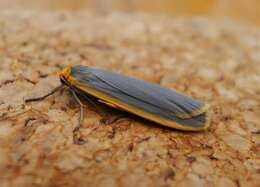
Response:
[0, 0, 259, 26]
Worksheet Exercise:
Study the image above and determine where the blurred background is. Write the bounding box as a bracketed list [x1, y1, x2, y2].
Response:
[0, 0, 258, 26]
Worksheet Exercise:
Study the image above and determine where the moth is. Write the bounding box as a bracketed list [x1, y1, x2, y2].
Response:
[26, 65, 210, 143]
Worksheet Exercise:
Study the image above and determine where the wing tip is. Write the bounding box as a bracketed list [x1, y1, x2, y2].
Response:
[184, 104, 211, 131]
[192, 103, 210, 116]
[175, 103, 210, 119]
[201, 109, 211, 130]
[194, 103, 211, 131]
[165, 108, 211, 131]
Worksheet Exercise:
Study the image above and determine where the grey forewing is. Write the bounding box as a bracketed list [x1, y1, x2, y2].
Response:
[71, 66, 204, 114]
[71, 66, 206, 128]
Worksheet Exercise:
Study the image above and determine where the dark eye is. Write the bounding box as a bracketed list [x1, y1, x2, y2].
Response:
[60, 76, 66, 84]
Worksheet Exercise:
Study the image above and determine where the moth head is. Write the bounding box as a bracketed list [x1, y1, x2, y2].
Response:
[59, 66, 71, 83]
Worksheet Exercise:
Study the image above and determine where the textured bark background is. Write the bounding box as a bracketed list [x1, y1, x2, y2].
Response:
[0, 11, 259, 187]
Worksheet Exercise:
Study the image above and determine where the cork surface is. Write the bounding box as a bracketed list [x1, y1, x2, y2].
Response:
[0, 11, 259, 187]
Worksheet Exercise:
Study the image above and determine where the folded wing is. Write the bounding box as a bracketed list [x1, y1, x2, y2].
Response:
[71, 65, 209, 129]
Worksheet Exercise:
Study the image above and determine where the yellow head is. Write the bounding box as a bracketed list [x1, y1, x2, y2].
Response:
[59, 66, 72, 81]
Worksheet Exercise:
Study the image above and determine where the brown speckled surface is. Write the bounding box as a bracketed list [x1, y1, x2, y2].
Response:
[0, 11, 259, 187]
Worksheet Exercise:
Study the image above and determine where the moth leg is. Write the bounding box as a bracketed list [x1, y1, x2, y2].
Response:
[83, 96, 107, 116]
[71, 90, 86, 145]
[73, 92, 127, 125]
[97, 99, 129, 124]
[25, 85, 63, 103]
[100, 114, 128, 125]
